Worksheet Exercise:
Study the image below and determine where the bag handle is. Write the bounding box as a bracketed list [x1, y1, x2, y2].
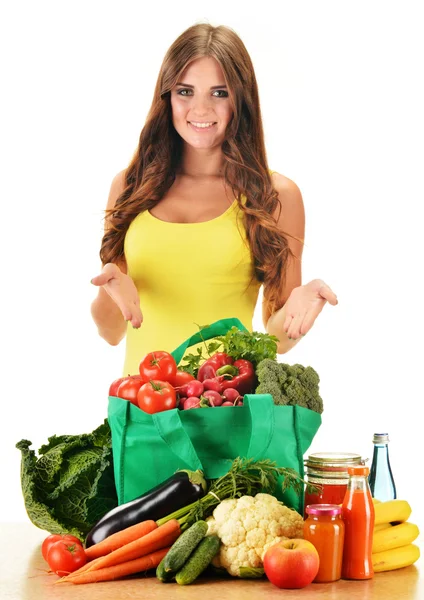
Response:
[171, 318, 248, 366]
[243, 394, 276, 458]
[150, 394, 275, 472]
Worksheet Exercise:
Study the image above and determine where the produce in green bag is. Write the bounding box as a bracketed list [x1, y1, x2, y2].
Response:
[16, 421, 117, 540]
[255, 359, 323, 413]
[179, 327, 278, 377]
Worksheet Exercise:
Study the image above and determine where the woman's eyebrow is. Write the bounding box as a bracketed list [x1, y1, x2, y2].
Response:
[175, 82, 228, 89]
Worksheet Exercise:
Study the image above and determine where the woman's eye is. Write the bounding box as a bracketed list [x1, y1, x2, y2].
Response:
[212, 90, 229, 98]
[177, 89, 193, 96]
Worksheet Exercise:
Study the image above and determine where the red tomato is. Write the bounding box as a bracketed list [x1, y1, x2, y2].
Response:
[117, 376, 143, 406]
[139, 351, 177, 383]
[109, 375, 141, 396]
[137, 380, 177, 414]
[46, 540, 87, 576]
[171, 370, 195, 387]
[41, 534, 83, 562]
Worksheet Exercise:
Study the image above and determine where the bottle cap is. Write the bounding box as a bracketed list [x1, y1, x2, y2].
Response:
[348, 465, 370, 476]
[305, 504, 342, 516]
[373, 433, 390, 443]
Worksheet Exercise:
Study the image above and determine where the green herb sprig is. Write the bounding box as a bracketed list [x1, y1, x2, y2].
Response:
[178, 326, 279, 375]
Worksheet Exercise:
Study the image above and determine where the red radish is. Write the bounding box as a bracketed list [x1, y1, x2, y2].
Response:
[222, 388, 240, 403]
[201, 391, 223, 407]
[236, 399, 244, 406]
[178, 397, 187, 410]
[183, 397, 201, 409]
[180, 380, 204, 398]
[203, 378, 223, 393]
[221, 401, 235, 406]
[197, 364, 216, 381]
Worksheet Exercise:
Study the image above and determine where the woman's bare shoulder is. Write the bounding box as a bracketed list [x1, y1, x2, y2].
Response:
[270, 171, 301, 197]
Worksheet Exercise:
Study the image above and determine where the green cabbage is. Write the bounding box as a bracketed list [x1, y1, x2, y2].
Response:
[16, 420, 118, 541]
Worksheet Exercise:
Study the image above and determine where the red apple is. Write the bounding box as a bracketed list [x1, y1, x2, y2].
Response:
[263, 538, 319, 589]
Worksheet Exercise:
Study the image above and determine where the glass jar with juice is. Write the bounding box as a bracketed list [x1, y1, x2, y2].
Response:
[304, 452, 364, 516]
[303, 504, 345, 582]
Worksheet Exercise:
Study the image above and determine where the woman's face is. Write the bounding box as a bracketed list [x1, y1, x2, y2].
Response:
[170, 56, 233, 150]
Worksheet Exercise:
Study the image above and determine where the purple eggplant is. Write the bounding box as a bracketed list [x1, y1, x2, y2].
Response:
[85, 469, 207, 547]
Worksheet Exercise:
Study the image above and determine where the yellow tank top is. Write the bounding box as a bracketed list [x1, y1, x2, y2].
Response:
[122, 182, 270, 376]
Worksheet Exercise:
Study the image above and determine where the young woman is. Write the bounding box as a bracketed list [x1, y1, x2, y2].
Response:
[91, 23, 338, 376]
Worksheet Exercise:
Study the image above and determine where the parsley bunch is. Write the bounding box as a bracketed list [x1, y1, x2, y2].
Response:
[179, 326, 279, 376]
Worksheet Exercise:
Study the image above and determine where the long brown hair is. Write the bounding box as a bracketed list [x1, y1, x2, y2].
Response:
[100, 23, 296, 313]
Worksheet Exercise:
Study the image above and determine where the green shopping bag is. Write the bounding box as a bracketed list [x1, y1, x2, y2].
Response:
[108, 318, 322, 514]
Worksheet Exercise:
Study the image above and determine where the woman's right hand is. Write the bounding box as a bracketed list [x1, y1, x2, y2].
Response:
[91, 263, 143, 328]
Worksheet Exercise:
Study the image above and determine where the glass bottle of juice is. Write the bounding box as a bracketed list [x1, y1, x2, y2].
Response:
[341, 465, 375, 580]
[369, 433, 397, 501]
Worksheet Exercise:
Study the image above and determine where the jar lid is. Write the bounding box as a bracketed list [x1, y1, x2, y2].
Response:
[373, 433, 389, 444]
[305, 452, 363, 474]
[306, 504, 342, 516]
[347, 465, 370, 476]
[305, 452, 362, 465]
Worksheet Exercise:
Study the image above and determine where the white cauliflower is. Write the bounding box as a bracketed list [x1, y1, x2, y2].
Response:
[206, 493, 304, 577]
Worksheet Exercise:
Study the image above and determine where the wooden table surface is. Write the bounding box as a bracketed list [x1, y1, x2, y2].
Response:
[0, 522, 422, 600]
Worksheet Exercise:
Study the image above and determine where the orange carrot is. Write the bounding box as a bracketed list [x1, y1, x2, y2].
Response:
[81, 519, 180, 573]
[59, 556, 104, 581]
[58, 547, 170, 584]
[84, 520, 158, 560]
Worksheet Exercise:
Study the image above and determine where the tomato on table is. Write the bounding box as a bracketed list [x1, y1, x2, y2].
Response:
[46, 540, 87, 576]
[139, 351, 177, 383]
[137, 380, 177, 414]
[41, 534, 83, 562]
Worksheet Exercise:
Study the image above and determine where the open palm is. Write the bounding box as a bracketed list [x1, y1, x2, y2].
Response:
[284, 279, 338, 339]
[91, 263, 143, 328]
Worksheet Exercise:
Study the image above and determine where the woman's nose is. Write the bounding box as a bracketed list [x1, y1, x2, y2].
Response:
[192, 95, 212, 117]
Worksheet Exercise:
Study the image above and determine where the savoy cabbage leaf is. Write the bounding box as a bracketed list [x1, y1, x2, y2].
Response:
[16, 420, 118, 541]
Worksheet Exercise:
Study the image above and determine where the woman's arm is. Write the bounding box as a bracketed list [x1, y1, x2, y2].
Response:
[263, 173, 337, 354]
[91, 170, 139, 345]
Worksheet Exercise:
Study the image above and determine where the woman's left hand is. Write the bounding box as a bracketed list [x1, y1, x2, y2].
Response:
[283, 279, 338, 340]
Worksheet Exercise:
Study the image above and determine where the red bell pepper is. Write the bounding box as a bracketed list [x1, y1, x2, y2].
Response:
[217, 359, 256, 395]
[197, 352, 234, 382]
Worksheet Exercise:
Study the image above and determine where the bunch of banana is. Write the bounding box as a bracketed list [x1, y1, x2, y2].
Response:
[372, 499, 420, 572]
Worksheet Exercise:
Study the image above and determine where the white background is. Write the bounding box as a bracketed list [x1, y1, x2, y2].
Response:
[1, 1, 423, 529]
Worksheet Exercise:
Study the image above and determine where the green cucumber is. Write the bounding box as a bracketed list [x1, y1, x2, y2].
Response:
[163, 520, 208, 574]
[156, 557, 174, 583]
[175, 534, 221, 585]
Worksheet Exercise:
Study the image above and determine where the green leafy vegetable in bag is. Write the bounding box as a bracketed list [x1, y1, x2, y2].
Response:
[16, 420, 118, 540]
[179, 326, 279, 376]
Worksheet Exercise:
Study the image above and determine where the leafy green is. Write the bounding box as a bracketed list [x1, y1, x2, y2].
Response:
[178, 326, 279, 375]
[216, 327, 279, 367]
[16, 420, 118, 541]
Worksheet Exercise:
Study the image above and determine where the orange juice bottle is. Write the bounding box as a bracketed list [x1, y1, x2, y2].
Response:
[341, 465, 375, 580]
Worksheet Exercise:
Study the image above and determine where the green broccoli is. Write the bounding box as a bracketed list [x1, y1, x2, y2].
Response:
[255, 359, 289, 405]
[285, 377, 308, 408]
[255, 359, 324, 413]
[298, 366, 320, 392]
